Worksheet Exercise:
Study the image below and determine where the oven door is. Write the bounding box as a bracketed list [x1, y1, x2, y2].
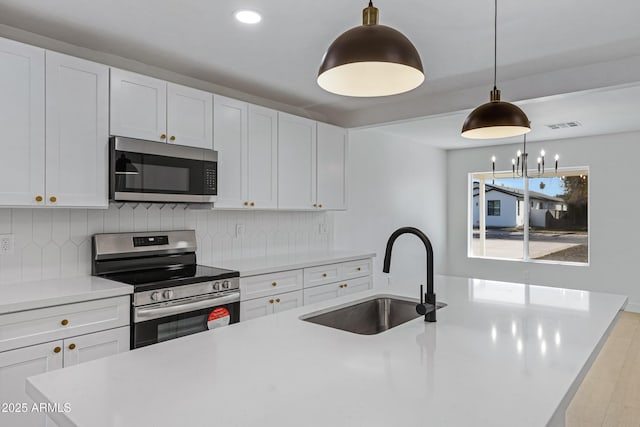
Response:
[110, 136, 217, 203]
[132, 292, 239, 349]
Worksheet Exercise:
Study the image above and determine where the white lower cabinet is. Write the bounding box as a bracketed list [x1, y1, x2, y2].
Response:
[0, 296, 130, 427]
[0, 326, 128, 427]
[62, 327, 129, 367]
[0, 341, 63, 427]
[240, 291, 303, 322]
[239, 257, 373, 320]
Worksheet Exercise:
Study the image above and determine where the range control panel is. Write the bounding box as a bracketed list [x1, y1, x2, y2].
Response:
[133, 235, 169, 247]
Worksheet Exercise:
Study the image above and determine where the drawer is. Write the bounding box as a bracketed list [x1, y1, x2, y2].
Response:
[0, 296, 130, 353]
[240, 269, 303, 301]
[339, 259, 372, 281]
[303, 282, 342, 306]
[341, 276, 372, 296]
[240, 290, 303, 321]
[303, 263, 341, 288]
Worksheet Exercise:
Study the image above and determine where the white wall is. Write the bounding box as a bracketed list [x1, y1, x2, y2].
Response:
[473, 191, 519, 228]
[0, 206, 331, 285]
[333, 129, 447, 294]
[447, 130, 640, 311]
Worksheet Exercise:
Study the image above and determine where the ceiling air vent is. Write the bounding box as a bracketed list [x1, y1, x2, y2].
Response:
[546, 121, 582, 130]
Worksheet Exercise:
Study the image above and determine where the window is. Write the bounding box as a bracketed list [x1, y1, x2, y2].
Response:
[487, 200, 501, 216]
[470, 168, 589, 264]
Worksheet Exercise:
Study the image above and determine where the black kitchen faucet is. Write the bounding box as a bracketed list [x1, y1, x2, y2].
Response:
[382, 227, 437, 322]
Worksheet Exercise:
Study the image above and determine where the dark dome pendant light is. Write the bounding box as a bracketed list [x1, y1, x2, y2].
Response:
[461, 0, 530, 139]
[317, 1, 424, 97]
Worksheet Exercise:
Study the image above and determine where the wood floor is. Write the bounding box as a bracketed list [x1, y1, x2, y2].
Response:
[566, 311, 640, 426]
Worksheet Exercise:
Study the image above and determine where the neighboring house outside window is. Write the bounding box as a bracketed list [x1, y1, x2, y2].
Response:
[470, 169, 589, 264]
[487, 200, 501, 216]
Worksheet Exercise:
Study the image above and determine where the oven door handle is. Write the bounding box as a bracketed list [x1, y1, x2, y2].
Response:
[134, 292, 240, 322]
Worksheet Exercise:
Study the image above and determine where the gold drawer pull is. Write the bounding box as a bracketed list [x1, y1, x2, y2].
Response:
[160, 134, 166, 140]
[68, 343, 76, 350]
[322, 273, 327, 277]
[49, 196, 57, 203]
[35, 195, 43, 202]
[269, 299, 274, 304]
[250, 202, 255, 207]
[344, 284, 348, 288]
[61, 319, 69, 326]
[170, 135, 176, 141]
[272, 282, 277, 287]
[244, 202, 249, 206]
[53, 346, 61, 354]
[357, 267, 361, 271]
[313, 204, 317, 208]
[318, 204, 323, 208]
[276, 298, 281, 303]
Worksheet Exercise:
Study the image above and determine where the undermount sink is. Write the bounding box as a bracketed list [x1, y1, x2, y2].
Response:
[301, 295, 447, 335]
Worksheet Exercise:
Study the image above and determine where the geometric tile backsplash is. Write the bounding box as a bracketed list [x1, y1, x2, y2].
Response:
[0, 204, 333, 284]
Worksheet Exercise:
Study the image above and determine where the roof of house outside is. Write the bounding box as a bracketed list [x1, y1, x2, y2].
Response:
[472, 182, 565, 203]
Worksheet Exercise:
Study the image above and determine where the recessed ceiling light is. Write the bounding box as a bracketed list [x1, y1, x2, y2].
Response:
[235, 10, 261, 24]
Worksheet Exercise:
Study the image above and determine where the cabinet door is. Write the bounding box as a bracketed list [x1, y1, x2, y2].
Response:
[0, 38, 45, 206]
[278, 113, 316, 210]
[340, 276, 372, 297]
[240, 269, 303, 301]
[273, 291, 303, 314]
[213, 95, 247, 208]
[247, 105, 278, 209]
[303, 263, 341, 289]
[167, 83, 213, 149]
[317, 122, 348, 210]
[45, 51, 109, 208]
[240, 296, 274, 322]
[110, 69, 167, 142]
[303, 282, 341, 306]
[63, 326, 129, 367]
[0, 340, 63, 427]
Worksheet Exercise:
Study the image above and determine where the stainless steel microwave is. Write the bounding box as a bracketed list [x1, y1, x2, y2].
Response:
[110, 136, 217, 204]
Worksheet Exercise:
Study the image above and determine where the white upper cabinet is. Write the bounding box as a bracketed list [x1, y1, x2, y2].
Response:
[247, 105, 278, 208]
[167, 83, 213, 149]
[110, 69, 167, 142]
[214, 95, 247, 208]
[316, 122, 348, 210]
[111, 69, 213, 149]
[277, 112, 317, 210]
[214, 98, 278, 209]
[45, 51, 109, 208]
[0, 38, 45, 206]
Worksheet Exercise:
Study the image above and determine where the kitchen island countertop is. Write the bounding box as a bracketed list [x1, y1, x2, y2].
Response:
[26, 275, 626, 427]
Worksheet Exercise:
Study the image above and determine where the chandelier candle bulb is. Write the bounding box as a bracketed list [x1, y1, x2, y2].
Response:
[512, 158, 516, 175]
[537, 157, 542, 174]
[555, 154, 559, 173]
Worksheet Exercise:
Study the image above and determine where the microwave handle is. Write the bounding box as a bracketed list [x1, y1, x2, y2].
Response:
[134, 292, 240, 322]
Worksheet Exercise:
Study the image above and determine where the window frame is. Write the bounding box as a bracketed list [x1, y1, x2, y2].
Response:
[468, 166, 590, 266]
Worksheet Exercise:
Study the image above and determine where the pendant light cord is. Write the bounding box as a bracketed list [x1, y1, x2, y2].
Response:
[493, 0, 497, 90]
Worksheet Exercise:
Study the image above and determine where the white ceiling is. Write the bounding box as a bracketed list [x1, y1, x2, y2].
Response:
[1, 0, 640, 129]
[370, 83, 640, 149]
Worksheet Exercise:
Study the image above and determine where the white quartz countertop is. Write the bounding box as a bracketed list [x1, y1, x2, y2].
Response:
[213, 250, 376, 276]
[0, 276, 133, 314]
[26, 276, 626, 427]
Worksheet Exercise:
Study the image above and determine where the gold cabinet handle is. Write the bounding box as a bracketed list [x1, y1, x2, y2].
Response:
[170, 135, 176, 141]
[357, 267, 361, 271]
[244, 202, 249, 206]
[271, 282, 277, 287]
[53, 346, 61, 354]
[250, 202, 255, 207]
[35, 195, 43, 202]
[319, 204, 323, 208]
[344, 284, 348, 288]
[276, 298, 281, 303]
[61, 319, 69, 326]
[269, 299, 274, 304]
[68, 343, 76, 350]
[322, 273, 327, 277]
[313, 204, 317, 208]
[49, 196, 57, 203]
[160, 134, 166, 140]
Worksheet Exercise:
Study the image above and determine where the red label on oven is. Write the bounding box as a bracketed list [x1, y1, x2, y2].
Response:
[207, 307, 230, 330]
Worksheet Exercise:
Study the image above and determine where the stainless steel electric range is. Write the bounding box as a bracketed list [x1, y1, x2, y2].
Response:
[92, 230, 240, 349]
